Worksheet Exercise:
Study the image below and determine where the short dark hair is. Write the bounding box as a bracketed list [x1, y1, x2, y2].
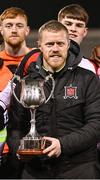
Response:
[58, 4, 89, 26]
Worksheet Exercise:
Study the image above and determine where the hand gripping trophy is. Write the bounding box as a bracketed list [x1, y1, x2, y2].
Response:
[11, 73, 55, 156]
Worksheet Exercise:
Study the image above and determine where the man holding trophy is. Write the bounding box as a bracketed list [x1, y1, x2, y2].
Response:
[7, 20, 100, 179]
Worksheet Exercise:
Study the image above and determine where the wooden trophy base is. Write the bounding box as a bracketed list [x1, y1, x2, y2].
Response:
[17, 149, 43, 155]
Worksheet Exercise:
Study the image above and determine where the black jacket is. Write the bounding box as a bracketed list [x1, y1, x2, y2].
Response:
[7, 41, 100, 165]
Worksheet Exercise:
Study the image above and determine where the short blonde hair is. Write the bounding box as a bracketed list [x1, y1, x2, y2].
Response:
[38, 20, 69, 41]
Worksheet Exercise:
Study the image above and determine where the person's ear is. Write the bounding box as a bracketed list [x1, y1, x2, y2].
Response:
[83, 27, 88, 38]
[68, 39, 70, 49]
[0, 26, 3, 36]
[25, 26, 30, 36]
[37, 40, 41, 50]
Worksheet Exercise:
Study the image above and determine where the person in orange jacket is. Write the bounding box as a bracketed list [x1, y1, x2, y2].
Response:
[0, 7, 33, 178]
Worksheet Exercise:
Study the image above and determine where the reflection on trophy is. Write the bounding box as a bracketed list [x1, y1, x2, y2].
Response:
[11, 74, 55, 155]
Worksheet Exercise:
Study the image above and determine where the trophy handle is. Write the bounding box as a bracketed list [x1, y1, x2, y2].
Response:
[45, 74, 55, 103]
[11, 75, 22, 105]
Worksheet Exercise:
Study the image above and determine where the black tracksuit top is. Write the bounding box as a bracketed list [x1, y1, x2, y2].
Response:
[8, 41, 100, 164]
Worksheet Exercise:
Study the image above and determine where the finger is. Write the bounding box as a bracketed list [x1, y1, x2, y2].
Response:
[46, 149, 56, 157]
[42, 136, 54, 142]
[16, 153, 21, 159]
[43, 144, 53, 154]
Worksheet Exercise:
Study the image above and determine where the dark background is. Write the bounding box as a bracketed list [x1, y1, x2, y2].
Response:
[0, 0, 100, 30]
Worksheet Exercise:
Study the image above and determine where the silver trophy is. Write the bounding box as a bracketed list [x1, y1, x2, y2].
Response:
[11, 74, 55, 155]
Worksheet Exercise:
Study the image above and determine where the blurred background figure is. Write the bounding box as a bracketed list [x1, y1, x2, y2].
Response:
[90, 45, 100, 166]
[90, 45, 100, 78]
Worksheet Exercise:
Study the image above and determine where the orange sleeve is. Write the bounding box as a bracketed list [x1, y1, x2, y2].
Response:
[0, 66, 13, 91]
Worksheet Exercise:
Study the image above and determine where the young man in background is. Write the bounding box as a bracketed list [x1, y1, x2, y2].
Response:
[58, 4, 96, 73]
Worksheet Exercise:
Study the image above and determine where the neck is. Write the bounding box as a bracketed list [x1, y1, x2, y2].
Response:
[43, 59, 54, 73]
[4, 42, 30, 56]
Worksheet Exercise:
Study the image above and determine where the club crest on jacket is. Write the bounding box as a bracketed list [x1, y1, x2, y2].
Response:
[63, 84, 78, 99]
